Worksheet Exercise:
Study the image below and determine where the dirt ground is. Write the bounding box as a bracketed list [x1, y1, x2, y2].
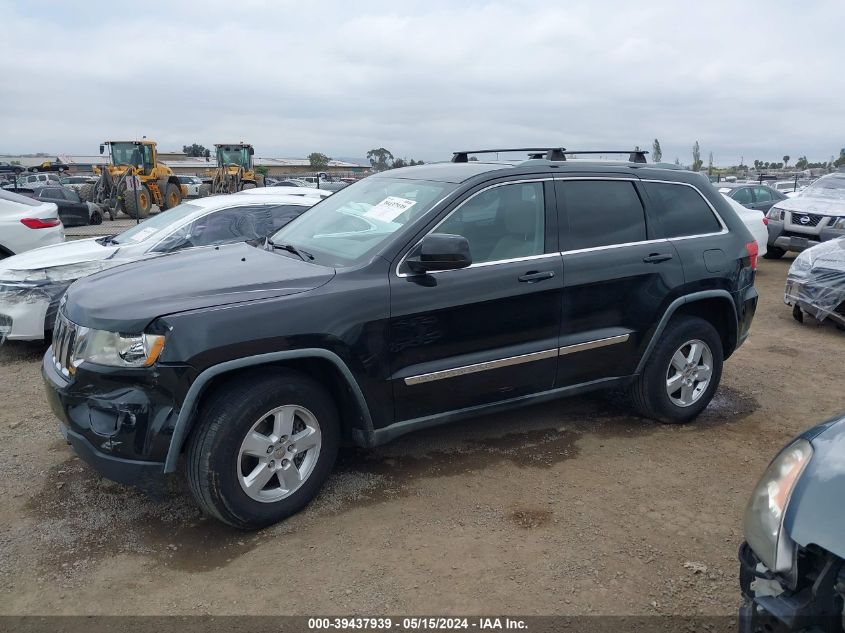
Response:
[1, 256, 843, 616]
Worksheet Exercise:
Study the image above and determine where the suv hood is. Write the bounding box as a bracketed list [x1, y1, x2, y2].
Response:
[63, 242, 336, 332]
[775, 195, 845, 217]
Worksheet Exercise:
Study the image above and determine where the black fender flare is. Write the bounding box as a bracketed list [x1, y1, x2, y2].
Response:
[635, 289, 739, 375]
[163, 348, 373, 472]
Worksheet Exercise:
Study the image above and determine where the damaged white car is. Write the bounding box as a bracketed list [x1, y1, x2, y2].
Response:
[0, 192, 318, 341]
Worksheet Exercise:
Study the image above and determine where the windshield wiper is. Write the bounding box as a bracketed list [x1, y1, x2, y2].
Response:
[97, 235, 119, 245]
[267, 239, 314, 261]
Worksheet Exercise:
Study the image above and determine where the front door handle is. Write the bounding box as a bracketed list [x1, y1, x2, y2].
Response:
[518, 270, 555, 283]
[642, 253, 673, 264]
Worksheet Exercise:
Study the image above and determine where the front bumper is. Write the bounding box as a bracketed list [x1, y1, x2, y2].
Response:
[768, 220, 822, 253]
[0, 281, 69, 340]
[785, 275, 845, 326]
[738, 542, 845, 633]
[42, 348, 196, 488]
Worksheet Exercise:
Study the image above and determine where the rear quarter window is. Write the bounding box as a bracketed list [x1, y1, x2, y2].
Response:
[643, 182, 722, 238]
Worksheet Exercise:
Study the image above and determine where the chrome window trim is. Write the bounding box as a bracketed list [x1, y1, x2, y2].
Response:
[395, 178, 553, 278]
[403, 333, 630, 385]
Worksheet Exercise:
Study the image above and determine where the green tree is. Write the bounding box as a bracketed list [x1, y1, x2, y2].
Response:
[707, 151, 714, 175]
[652, 138, 663, 162]
[692, 141, 702, 171]
[367, 148, 394, 171]
[782, 155, 790, 168]
[182, 143, 208, 158]
[308, 152, 330, 170]
[795, 156, 808, 170]
[255, 165, 269, 177]
[834, 149, 845, 168]
[392, 158, 407, 169]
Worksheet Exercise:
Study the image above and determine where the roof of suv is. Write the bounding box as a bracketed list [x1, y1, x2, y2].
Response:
[376, 159, 695, 185]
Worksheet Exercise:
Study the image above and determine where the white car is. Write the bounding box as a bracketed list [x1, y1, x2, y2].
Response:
[722, 193, 768, 257]
[771, 180, 804, 199]
[0, 193, 316, 341]
[0, 189, 64, 260]
[177, 175, 204, 197]
[240, 185, 332, 199]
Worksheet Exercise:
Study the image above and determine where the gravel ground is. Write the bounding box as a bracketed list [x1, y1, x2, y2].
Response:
[0, 256, 843, 616]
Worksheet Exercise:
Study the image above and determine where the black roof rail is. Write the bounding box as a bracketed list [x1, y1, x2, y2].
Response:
[451, 148, 649, 164]
[451, 148, 566, 163]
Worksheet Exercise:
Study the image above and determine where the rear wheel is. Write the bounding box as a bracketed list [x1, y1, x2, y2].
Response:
[763, 246, 785, 260]
[186, 371, 340, 529]
[122, 184, 152, 219]
[242, 182, 257, 190]
[628, 316, 723, 424]
[162, 182, 181, 210]
[89, 208, 103, 225]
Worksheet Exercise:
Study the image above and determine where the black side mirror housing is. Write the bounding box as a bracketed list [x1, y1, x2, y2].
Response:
[406, 233, 472, 274]
[99, 144, 104, 155]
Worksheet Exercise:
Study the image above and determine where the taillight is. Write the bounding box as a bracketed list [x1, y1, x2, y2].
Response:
[20, 218, 61, 229]
[746, 241, 759, 271]
[763, 217, 769, 226]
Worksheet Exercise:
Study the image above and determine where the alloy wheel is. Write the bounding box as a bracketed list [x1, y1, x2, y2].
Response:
[236, 405, 322, 503]
[665, 339, 713, 407]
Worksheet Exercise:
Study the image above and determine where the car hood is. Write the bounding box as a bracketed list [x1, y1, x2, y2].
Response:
[63, 242, 336, 332]
[775, 196, 845, 217]
[784, 413, 845, 556]
[0, 238, 122, 282]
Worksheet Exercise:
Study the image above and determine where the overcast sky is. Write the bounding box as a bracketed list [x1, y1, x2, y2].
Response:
[1, 1, 842, 165]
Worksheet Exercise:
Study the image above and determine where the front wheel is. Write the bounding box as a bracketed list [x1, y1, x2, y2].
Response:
[628, 316, 723, 424]
[122, 184, 152, 219]
[186, 371, 340, 529]
[162, 182, 181, 210]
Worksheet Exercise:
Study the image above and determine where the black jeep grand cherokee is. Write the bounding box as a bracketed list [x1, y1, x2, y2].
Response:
[43, 148, 758, 529]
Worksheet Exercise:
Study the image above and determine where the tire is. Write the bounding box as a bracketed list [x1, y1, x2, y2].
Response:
[162, 182, 182, 210]
[198, 184, 211, 198]
[122, 184, 152, 219]
[186, 370, 340, 529]
[763, 246, 785, 260]
[628, 316, 724, 424]
[89, 208, 103, 225]
[242, 183, 257, 190]
[78, 183, 94, 202]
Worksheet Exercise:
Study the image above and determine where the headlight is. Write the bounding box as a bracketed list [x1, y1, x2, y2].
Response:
[767, 206, 785, 221]
[789, 251, 813, 275]
[71, 327, 165, 368]
[743, 439, 813, 571]
[833, 218, 845, 230]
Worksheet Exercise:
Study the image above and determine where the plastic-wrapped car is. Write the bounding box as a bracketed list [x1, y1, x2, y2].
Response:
[784, 238, 845, 328]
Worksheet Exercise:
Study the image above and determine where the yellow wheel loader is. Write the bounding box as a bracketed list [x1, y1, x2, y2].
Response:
[79, 140, 186, 219]
[198, 143, 264, 197]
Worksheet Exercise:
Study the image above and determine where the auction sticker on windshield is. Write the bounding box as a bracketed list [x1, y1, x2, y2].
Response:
[128, 227, 158, 242]
[364, 196, 416, 222]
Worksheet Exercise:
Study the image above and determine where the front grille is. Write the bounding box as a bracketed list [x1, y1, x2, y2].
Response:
[790, 212, 825, 227]
[52, 312, 78, 378]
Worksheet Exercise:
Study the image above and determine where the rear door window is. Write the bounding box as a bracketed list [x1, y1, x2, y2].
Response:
[643, 182, 722, 238]
[556, 180, 646, 250]
[753, 187, 773, 203]
[731, 187, 753, 205]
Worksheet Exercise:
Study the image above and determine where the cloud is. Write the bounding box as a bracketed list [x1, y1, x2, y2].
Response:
[0, 0, 841, 165]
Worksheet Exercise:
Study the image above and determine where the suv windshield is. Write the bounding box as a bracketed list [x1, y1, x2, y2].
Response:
[269, 177, 455, 267]
[112, 203, 202, 245]
[802, 176, 845, 201]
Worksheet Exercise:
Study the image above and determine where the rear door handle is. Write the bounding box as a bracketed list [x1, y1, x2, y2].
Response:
[642, 253, 673, 264]
[518, 270, 555, 283]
